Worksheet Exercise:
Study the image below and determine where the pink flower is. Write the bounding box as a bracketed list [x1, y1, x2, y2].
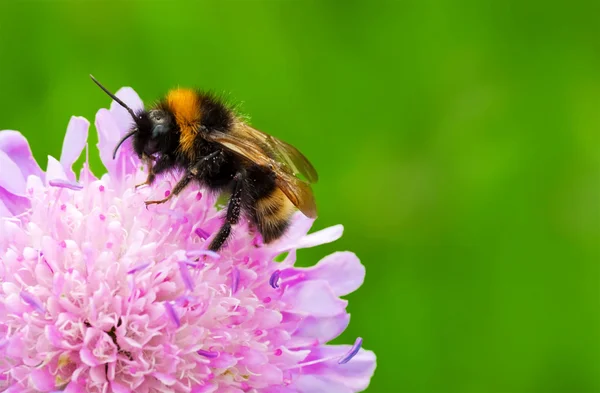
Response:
[0, 87, 376, 393]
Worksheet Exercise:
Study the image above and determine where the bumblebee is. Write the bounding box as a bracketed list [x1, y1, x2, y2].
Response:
[91, 76, 318, 252]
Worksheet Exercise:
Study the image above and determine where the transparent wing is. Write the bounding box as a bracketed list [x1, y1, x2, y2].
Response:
[205, 125, 318, 217]
[207, 124, 318, 183]
[275, 170, 317, 218]
[265, 133, 319, 183]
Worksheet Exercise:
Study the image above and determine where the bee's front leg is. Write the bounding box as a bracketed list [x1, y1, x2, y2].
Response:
[136, 154, 175, 189]
[135, 155, 156, 189]
[144, 152, 218, 206]
[144, 171, 193, 206]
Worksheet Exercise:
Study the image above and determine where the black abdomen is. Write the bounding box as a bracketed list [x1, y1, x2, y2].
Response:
[244, 165, 295, 243]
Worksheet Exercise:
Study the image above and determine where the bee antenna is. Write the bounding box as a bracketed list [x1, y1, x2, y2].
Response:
[112, 130, 137, 159]
[90, 74, 140, 124]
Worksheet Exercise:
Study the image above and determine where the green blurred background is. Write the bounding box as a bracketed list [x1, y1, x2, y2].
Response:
[0, 1, 598, 392]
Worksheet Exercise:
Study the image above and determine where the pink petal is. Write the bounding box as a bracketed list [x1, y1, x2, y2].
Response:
[293, 313, 350, 344]
[95, 86, 143, 177]
[277, 214, 315, 246]
[46, 156, 68, 185]
[78, 162, 97, 183]
[263, 387, 298, 393]
[30, 368, 55, 391]
[217, 388, 244, 393]
[239, 347, 268, 366]
[111, 381, 132, 393]
[79, 347, 99, 366]
[110, 87, 144, 130]
[60, 116, 89, 180]
[95, 108, 138, 178]
[285, 225, 344, 250]
[64, 381, 86, 393]
[4, 384, 26, 393]
[88, 365, 107, 383]
[249, 363, 283, 386]
[211, 352, 237, 369]
[44, 324, 63, 347]
[278, 346, 311, 364]
[0, 130, 43, 180]
[295, 375, 353, 393]
[298, 346, 376, 392]
[283, 280, 347, 317]
[0, 150, 27, 196]
[95, 109, 120, 174]
[153, 372, 177, 386]
[5, 334, 24, 357]
[301, 252, 365, 297]
[191, 383, 218, 393]
[0, 198, 11, 217]
[0, 188, 29, 217]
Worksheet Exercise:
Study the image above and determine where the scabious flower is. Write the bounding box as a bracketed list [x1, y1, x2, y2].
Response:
[0, 87, 376, 393]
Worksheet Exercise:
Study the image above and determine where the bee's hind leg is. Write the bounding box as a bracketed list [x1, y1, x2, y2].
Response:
[208, 172, 245, 252]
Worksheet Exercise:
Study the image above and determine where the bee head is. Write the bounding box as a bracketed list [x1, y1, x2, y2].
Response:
[90, 75, 178, 160]
[129, 109, 177, 158]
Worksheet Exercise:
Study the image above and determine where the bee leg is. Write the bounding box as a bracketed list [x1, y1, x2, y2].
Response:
[135, 156, 154, 188]
[143, 152, 218, 205]
[137, 155, 174, 189]
[208, 172, 245, 251]
[144, 173, 193, 206]
[135, 173, 155, 189]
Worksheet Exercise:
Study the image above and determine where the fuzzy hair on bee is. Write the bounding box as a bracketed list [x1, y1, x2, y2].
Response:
[91, 76, 318, 252]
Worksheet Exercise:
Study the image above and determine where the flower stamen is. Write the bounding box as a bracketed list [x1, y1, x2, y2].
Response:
[338, 337, 363, 364]
[286, 337, 364, 370]
[186, 249, 220, 260]
[231, 267, 240, 294]
[48, 179, 84, 190]
[178, 261, 194, 291]
[19, 291, 44, 313]
[164, 302, 180, 327]
[127, 262, 151, 275]
[269, 270, 281, 289]
[197, 349, 219, 358]
[194, 227, 210, 240]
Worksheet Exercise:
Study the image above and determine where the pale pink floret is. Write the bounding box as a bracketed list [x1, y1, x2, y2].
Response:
[0, 87, 376, 393]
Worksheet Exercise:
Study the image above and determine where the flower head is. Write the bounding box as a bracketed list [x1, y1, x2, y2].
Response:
[0, 87, 376, 392]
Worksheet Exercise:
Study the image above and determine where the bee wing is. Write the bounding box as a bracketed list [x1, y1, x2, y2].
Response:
[275, 170, 318, 218]
[205, 127, 318, 218]
[263, 133, 319, 183]
[205, 130, 274, 168]
[209, 124, 318, 183]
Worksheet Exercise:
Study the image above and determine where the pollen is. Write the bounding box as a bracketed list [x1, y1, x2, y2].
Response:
[57, 353, 70, 368]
